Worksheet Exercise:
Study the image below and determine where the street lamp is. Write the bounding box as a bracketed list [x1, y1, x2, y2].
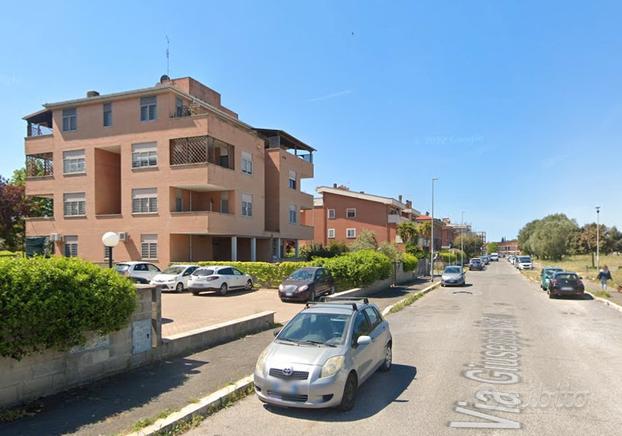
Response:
[595, 206, 601, 270]
[430, 177, 438, 280]
[102, 232, 120, 269]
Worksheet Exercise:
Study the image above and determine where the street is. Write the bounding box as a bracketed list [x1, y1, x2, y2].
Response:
[189, 261, 622, 436]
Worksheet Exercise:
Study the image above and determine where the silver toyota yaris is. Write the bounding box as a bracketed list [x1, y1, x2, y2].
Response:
[254, 299, 392, 411]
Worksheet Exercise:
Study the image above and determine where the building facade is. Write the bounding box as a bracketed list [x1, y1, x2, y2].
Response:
[301, 185, 419, 247]
[23, 76, 314, 267]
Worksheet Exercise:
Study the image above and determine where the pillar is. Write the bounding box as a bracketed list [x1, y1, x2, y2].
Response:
[250, 237, 257, 262]
[295, 240, 299, 258]
[276, 238, 282, 260]
[231, 236, 238, 261]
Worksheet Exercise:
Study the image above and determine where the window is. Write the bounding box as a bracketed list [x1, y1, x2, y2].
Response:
[241, 193, 253, 217]
[352, 311, 371, 345]
[289, 205, 297, 224]
[288, 170, 297, 189]
[363, 307, 382, 330]
[220, 192, 229, 213]
[132, 188, 158, 213]
[63, 192, 86, 216]
[327, 209, 336, 219]
[103, 103, 112, 127]
[141, 235, 158, 260]
[175, 190, 183, 212]
[64, 235, 78, 257]
[328, 228, 336, 239]
[62, 108, 77, 131]
[132, 142, 158, 168]
[175, 97, 184, 117]
[63, 149, 85, 174]
[346, 208, 357, 219]
[346, 228, 356, 239]
[219, 267, 233, 275]
[140, 96, 157, 121]
[241, 152, 253, 175]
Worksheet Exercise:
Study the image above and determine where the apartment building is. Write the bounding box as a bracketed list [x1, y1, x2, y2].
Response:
[23, 76, 314, 266]
[301, 185, 419, 246]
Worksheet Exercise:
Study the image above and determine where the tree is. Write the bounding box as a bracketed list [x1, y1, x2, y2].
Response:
[0, 176, 29, 251]
[518, 214, 578, 260]
[454, 233, 483, 259]
[486, 242, 499, 254]
[397, 221, 419, 244]
[518, 219, 540, 255]
[350, 229, 378, 251]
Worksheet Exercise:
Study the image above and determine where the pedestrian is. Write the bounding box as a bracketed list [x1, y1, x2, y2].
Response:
[597, 265, 612, 291]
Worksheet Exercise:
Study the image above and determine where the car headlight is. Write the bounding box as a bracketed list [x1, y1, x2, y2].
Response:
[320, 355, 344, 378]
[278, 284, 284, 291]
[298, 285, 309, 292]
[256, 347, 269, 374]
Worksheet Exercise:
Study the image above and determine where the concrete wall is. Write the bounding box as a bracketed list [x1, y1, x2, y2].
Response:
[0, 285, 274, 409]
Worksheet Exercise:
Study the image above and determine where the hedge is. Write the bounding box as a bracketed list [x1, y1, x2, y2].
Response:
[194, 250, 392, 290]
[0, 257, 137, 360]
[401, 253, 419, 272]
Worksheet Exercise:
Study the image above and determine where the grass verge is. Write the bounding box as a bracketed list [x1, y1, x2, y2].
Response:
[130, 408, 178, 432]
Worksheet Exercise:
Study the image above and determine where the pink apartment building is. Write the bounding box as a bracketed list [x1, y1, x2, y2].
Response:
[23, 76, 315, 267]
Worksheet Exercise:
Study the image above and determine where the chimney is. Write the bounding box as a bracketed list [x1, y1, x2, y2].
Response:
[333, 183, 338, 188]
[86, 90, 100, 98]
[398, 195, 403, 202]
[406, 200, 412, 208]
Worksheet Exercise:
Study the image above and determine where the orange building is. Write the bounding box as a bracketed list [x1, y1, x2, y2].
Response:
[301, 185, 419, 247]
[23, 76, 315, 266]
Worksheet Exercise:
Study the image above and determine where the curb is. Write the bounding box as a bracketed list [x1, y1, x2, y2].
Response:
[585, 292, 622, 314]
[129, 375, 254, 436]
[381, 281, 441, 316]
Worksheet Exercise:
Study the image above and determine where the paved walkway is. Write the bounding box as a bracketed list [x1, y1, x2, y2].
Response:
[0, 279, 430, 436]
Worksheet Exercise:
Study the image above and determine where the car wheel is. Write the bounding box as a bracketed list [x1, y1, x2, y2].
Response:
[192, 290, 199, 296]
[329, 286, 335, 295]
[219, 283, 228, 296]
[308, 290, 316, 302]
[245, 279, 253, 291]
[548, 291, 554, 299]
[338, 373, 358, 412]
[379, 343, 392, 372]
[175, 282, 184, 293]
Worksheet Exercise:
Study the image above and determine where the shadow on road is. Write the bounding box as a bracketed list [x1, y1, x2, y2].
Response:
[263, 363, 417, 422]
[551, 293, 594, 301]
[0, 356, 208, 436]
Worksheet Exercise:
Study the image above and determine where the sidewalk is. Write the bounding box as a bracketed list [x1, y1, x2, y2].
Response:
[584, 278, 622, 307]
[0, 279, 431, 436]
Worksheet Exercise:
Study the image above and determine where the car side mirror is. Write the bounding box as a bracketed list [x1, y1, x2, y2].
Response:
[579, 276, 583, 280]
[357, 335, 372, 346]
[273, 329, 281, 337]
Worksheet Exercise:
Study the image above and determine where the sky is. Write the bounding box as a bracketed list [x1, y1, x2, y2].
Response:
[1, 0, 621, 241]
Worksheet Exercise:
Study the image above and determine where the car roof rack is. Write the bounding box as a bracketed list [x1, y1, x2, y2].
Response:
[305, 297, 369, 311]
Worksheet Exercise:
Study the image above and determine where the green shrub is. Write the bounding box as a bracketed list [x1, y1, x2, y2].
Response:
[194, 261, 314, 288]
[314, 249, 391, 289]
[0, 257, 137, 360]
[401, 253, 419, 271]
[300, 242, 349, 261]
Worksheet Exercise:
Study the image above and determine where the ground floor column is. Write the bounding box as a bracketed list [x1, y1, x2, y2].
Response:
[250, 237, 256, 261]
[295, 240, 299, 258]
[276, 237, 282, 260]
[231, 236, 238, 261]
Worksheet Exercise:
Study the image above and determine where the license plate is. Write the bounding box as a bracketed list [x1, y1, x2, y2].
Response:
[561, 287, 573, 291]
[286, 292, 293, 296]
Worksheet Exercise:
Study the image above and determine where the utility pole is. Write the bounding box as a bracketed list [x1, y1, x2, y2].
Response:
[461, 210, 465, 267]
[596, 206, 601, 270]
[430, 177, 438, 280]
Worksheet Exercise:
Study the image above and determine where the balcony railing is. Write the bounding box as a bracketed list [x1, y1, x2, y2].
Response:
[26, 153, 54, 177]
[27, 123, 53, 137]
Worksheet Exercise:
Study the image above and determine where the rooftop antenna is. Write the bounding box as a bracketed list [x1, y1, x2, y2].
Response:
[165, 35, 170, 76]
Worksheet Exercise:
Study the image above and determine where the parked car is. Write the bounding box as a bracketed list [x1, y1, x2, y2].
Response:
[490, 253, 499, 262]
[115, 261, 161, 284]
[441, 265, 466, 287]
[548, 272, 585, 299]
[469, 258, 484, 271]
[188, 265, 254, 296]
[150, 264, 199, 292]
[480, 255, 490, 265]
[254, 298, 392, 411]
[540, 267, 564, 291]
[278, 267, 335, 302]
[516, 256, 533, 270]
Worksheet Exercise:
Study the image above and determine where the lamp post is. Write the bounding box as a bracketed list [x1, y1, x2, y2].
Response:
[102, 232, 120, 269]
[595, 206, 601, 270]
[461, 211, 465, 267]
[430, 177, 438, 280]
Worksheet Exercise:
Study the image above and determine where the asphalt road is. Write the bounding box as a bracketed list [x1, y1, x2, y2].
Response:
[188, 261, 622, 436]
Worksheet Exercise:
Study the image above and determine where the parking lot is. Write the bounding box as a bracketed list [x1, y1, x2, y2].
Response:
[161, 279, 431, 338]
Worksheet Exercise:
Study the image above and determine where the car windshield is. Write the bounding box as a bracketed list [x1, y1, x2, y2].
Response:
[470, 259, 480, 264]
[519, 257, 531, 262]
[545, 269, 562, 277]
[556, 273, 578, 281]
[288, 269, 315, 281]
[444, 267, 461, 274]
[277, 312, 350, 346]
[115, 264, 130, 272]
[163, 266, 185, 275]
[193, 269, 215, 276]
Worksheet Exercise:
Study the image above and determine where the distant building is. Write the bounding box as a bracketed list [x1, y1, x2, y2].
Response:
[497, 239, 519, 255]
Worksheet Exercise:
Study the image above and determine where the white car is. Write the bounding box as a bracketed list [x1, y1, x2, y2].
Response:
[115, 261, 161, 284]
[150, 264, 199, 292]
[490, 253, 499, 262]
[188, 265, 254, 296]
[516, 256, 533, 270]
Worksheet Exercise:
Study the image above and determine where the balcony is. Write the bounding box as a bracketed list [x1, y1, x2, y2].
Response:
[388, 214, 410, 225]
[169, 210, 240, 235]
[170, 135, 234, 169]
[25, 153, 54, 180]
